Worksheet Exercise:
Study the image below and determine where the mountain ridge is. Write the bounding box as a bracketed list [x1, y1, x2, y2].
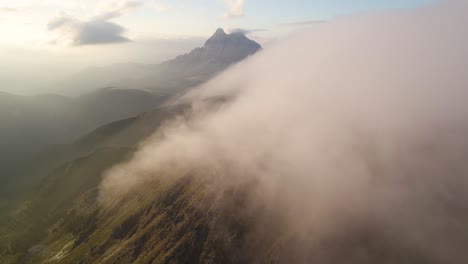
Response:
[0, 98, 439, 264]
[0, 29, 262, 233]
[165, 28, 261, 67]
[51, 29, 262, 96]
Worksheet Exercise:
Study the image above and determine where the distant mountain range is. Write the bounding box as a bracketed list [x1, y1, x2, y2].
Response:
[52, 28, 261, 95]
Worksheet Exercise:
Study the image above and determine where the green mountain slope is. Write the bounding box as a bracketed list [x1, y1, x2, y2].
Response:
[0, 88, 161, 185]
[0, 88, 168, 232]
[0, 103, 186, 263]
[0, 99, 435, 264]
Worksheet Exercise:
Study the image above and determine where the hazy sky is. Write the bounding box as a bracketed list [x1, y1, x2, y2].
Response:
[0, 0, 433, 94]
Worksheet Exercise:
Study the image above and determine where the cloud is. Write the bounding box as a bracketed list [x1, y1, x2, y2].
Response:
[93, 0, 142, 20]
[153, 2, 170, 12]
[100, 0, 468, 262]
[223, 0, 245, 18]
[0, 7, 19, 13]
[227, 28, 266, 35]
[282, 19, 327, 27]
[48, 14, 129, 46]
[47, 0, 142, 46]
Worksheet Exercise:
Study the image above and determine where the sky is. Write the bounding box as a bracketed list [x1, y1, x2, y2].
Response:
[0, 0, 434, 94]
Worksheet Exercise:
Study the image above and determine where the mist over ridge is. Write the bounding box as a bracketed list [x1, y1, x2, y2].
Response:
[100, 1, 468, 262]
[1, 0, 468, 263]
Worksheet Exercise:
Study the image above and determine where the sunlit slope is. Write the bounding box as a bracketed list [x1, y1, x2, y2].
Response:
[0, 88, 160, 187]
[0, 104, 186, 263]
[0, 100, 435, 264]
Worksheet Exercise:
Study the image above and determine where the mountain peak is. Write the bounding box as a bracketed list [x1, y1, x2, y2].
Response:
[205, 28, 229, 47]
[214, 28, 227, 36]
[163, 28, 261, 70]
[203, 28, 261, 55]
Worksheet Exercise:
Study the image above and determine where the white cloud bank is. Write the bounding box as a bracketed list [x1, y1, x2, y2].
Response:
[100, 0, 468, 262]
